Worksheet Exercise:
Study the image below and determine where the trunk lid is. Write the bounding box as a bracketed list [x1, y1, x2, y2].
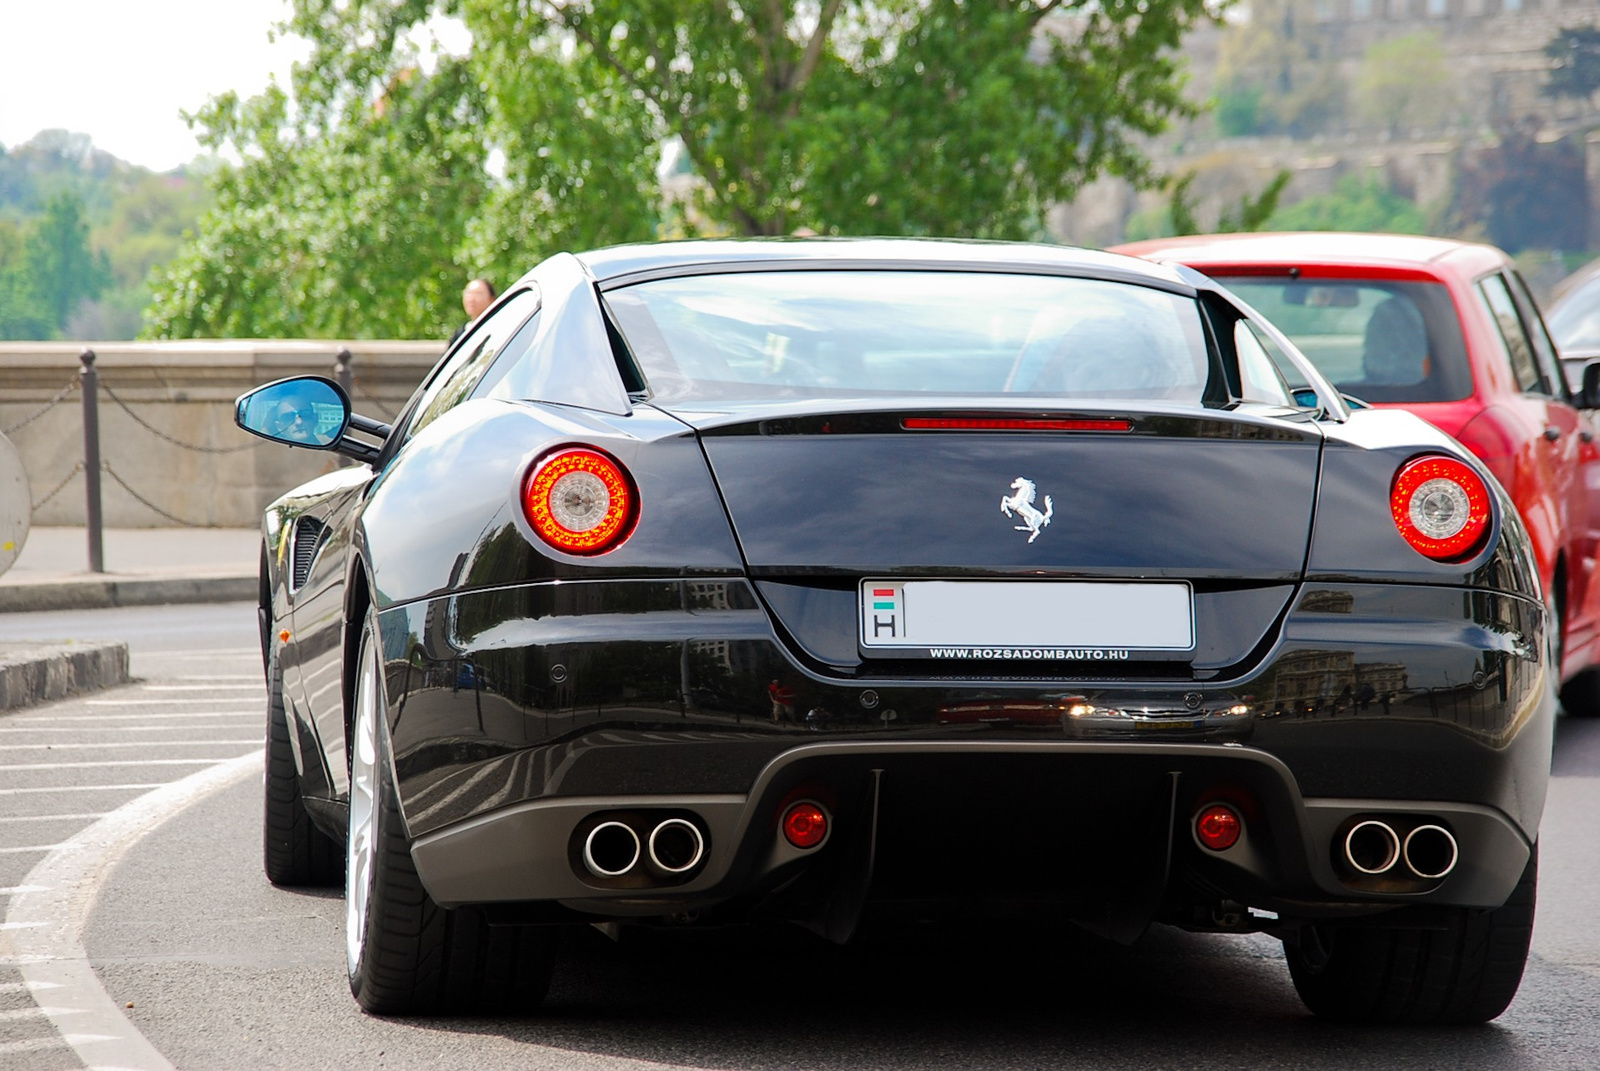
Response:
[679, 403, 1323, 580]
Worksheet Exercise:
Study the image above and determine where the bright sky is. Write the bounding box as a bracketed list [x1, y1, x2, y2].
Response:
[0, 0, 311, 171]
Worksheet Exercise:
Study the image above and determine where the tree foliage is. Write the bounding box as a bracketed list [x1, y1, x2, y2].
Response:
[1354, 32, 1459, 137]
[1454, 127, 1589, 253]
[1213, 0, 1345, 139]
[1267, 174, 1427, 235]
[0, 131, 209, 339]
[148, 0, 1214, 339]
[0, 192, 111, 340]
[1544, 25, 1600, 103]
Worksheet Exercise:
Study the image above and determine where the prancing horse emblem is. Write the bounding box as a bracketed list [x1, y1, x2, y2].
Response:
[1000, 477, 1053, 543]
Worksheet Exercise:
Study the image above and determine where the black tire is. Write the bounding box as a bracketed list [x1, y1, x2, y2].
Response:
[346, 619, 556, 1015]
[1560, 669, 1600, 717]
[263, 650, 342, 886]
[1285, 845, 1537, 1024]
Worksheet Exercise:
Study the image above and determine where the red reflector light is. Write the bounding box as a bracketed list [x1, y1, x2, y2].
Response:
[522, 447, 638, 556]
[782, 802, 828, 849]
[902, 417, 1131, 432]
[1195, 804, 1242, 851]
[1390, 455, 1491, 561]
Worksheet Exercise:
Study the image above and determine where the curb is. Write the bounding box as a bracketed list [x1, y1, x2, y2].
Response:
[0, 641, 130, 712]
[0, 575, 255, 614]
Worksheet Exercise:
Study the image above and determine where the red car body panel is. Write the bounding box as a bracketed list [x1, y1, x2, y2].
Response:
[1116, 232, 1600, 687]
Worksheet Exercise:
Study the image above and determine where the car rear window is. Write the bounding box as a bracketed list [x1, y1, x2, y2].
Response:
[604, 270, 1211, 405]
[1211, 277, 1471, 404]
[1549, 273, 1600, 352]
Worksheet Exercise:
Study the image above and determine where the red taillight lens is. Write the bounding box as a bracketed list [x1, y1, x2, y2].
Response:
[1195, 804, 1242, 851]
[1390, 455, 1491, 562]
[522, 447, 638, 555]
[782, 802, 828, 849]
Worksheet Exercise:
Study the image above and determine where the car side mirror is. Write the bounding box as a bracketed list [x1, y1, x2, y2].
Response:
[1582, 361, 1600, 410]
[235, 376, 389, 463]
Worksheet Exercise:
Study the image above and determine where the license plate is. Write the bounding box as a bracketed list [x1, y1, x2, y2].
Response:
[859, 580, 1194, 661]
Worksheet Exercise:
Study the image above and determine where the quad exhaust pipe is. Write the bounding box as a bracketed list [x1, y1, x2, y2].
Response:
[582, 817, 705, 879]
[1341, 819, 1458, 879]
[583, 821, 641, 878]
[1402, 824, 1459, 880]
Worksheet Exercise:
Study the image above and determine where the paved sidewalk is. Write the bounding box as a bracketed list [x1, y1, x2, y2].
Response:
[0, 526, 258, 613]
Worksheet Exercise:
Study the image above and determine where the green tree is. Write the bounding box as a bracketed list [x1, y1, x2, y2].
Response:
[1354, 32, 1458, 137]
[26, 193, 111, 328]
[0, 192, 110, 339]
[1453, 127, 1589, 253]
[1214, 0, 1346, 138]
[1267, 174, 1427, 234]
[1545, 26, 1600, 103]
[150, 0, 1214, 339]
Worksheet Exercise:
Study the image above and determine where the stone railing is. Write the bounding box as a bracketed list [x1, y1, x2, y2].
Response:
[0, 341, 443, 528]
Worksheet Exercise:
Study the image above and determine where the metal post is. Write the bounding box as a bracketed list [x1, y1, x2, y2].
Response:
[80, 348, 103, 573]
[333, 348, 354, 468]
[334, 347, 353, 397]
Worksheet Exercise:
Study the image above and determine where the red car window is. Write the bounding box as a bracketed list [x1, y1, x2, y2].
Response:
[1212, 276, 1471, 404]
[1479, 274, 1550, 396]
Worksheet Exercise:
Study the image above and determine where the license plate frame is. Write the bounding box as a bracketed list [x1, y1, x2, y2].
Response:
[858, 579, 1195, 662]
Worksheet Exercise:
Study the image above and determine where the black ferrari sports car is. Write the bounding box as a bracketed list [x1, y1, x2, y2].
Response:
[237, 239, 1552, 1023]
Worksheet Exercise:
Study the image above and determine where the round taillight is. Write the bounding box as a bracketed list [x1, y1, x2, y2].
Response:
[782, 802, 829, 849]
[1195, 804, 1242, 852]
[1390, 455, 1491, 562]
[522, 447, 638, 555]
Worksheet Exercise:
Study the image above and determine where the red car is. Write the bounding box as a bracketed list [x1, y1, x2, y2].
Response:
[1116, 232, 1600, 712]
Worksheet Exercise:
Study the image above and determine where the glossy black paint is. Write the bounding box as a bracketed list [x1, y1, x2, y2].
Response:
[374, 569, 1548, 839]
[694, 406, 1319, 579]
[251, 239, 1552, 934]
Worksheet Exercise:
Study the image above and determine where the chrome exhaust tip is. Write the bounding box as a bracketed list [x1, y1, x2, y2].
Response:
[1403, 824, 1459, 880]
[1344, 820, 1401, 875]
[647, 818, 705, 874]
[583, 821, 641, 878]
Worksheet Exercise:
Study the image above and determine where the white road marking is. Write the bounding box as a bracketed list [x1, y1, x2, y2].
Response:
[1, 759, 246, 771]
[152, 648, 257, 657]
[0, 1037, 69, 1056]
[0, 784, 166, 796]
[42, 710, 257, 719]
[0, 814, 108, 823]
[173, 675, 261, 681]
[0, 740, 259, 751]
[139, 684, 261, 692]
[82, 699, 258, 708]
[0, 846, 69, 856]
[0, 886, 48, 897]
[3, 750, 261, 1071]
[0, 725, 254, 734]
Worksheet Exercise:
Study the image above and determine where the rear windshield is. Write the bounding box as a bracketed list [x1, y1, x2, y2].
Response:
[1212, 277, 1470, 404]
[1549, 274, 1600, 352]
[604, 270, 1211, 405]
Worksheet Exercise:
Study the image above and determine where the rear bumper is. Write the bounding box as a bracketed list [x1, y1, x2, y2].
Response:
[408, 740, 1532, 919]
[380, 575, 1552, 917]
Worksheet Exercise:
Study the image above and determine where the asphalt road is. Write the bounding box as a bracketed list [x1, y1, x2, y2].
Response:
[3, 602, 1600, 1069]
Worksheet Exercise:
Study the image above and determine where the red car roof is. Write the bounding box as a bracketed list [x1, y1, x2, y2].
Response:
[1112, 232, 1508, 282]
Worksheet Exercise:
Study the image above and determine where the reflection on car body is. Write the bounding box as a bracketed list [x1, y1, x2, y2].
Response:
[1118, 230, 1600, 717]
[240, 238, 1550, 1025]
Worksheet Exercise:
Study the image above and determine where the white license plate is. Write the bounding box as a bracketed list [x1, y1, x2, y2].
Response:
[859, 580, 1194, 661]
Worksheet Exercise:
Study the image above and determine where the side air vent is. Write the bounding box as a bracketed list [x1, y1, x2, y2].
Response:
[290, 517, 328, 591]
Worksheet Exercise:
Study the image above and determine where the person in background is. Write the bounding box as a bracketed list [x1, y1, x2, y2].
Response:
[449, 278, 498, 345]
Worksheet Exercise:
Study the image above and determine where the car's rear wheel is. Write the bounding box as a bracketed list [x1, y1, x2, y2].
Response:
[263, 641, 341, 886]
[1285, 846, 1537, 1024]
[345, 617, 556, 1015]
[1560, 670, 1600, 716]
